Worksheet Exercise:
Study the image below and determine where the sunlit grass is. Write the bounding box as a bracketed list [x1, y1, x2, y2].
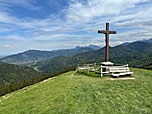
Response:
[0, 68, 152, 114]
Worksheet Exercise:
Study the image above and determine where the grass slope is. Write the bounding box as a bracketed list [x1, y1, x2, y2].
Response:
[0, 68, 152, 114]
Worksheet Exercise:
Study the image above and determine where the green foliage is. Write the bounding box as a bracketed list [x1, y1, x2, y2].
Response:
[139, 63, 152, 70]
[0, 62, 39, 86]
[0, 68, 152, 114]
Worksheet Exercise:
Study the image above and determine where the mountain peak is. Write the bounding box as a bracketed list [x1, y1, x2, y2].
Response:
[74, 44, 100, 51]
[141, 38, 152, 43]
[88, 44, 101, 50]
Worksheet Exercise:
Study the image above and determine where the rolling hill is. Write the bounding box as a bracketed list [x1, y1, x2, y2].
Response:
[0, 62, 39, 86]
[34, 41, 152, 73]
[0, 68, 151, 114]
[0, 45, 99, 66]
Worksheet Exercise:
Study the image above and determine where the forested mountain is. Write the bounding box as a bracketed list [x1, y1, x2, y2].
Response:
[0, 62, 39, 86]
[141, 38, 152, 43]
[34, 41, 152, 73]
[121, 38, 152, 46]
[0, 45, 99, 65]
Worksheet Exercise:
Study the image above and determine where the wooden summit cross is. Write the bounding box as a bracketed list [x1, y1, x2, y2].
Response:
[98, 23, 116, 62]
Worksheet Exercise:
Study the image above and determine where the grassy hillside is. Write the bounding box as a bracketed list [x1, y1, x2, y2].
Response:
[0, 62, 39, 86]
[0, 68, 152, 114]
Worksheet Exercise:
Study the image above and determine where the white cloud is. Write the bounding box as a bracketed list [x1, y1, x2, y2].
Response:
[63, 0, 152, 42]
[65, 0, 149, 22]
[2, 44, 16, 49]
[0, 0, 152, 55]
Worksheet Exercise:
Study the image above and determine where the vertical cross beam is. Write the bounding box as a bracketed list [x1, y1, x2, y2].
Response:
[98, 23, 116, 62]
[106, 23, 109, 62]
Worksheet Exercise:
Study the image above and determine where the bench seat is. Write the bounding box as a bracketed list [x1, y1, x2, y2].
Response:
[112, 72, 133, 77]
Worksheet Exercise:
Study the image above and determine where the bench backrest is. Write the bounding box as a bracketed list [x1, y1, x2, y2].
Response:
[109, 67, 130, 73]
[77, 66, 89, 70]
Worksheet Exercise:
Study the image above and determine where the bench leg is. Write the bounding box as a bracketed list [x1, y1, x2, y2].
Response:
[101, 65, 103, 77]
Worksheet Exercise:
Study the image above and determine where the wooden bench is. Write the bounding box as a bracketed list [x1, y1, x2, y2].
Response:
[77, 65, 90, 73]
[109, 66, 133, 77]
[77, 67, 88, 70]
[101, 65, 133, 77]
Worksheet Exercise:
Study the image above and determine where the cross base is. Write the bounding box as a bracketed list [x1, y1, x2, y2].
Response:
[101, 61, 113, 66]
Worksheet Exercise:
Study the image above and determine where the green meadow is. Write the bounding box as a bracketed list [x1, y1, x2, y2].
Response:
[0, 68, 152, 114]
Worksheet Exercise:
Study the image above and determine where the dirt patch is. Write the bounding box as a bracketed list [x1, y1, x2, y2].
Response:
[0, 94, 13, 101]
[40, 77, 54, 83]
[105, 77, 135, 80]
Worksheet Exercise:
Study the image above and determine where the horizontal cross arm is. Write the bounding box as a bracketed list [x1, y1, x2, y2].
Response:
[98, 30, 107, 34]
[109, 31, 116, 34]
[98, 30, 116, 34]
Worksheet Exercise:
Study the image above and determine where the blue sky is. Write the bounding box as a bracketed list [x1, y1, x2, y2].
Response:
[0, 0, 152, 55]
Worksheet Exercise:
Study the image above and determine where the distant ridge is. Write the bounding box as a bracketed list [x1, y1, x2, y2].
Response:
[33, 41, 152, 73]
[121, 38, 152, 46]
[0, 45, 100, 65]
[74, 44, 100, 51]
[141, 38, 152, 43]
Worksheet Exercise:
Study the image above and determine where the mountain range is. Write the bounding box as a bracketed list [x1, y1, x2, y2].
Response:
[121, 38, 152, 46]
[33, 41, 152, 73]
[0, 39, 152, 87]
[1, 38, 152, 66]
[0, 45, 100, 65]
